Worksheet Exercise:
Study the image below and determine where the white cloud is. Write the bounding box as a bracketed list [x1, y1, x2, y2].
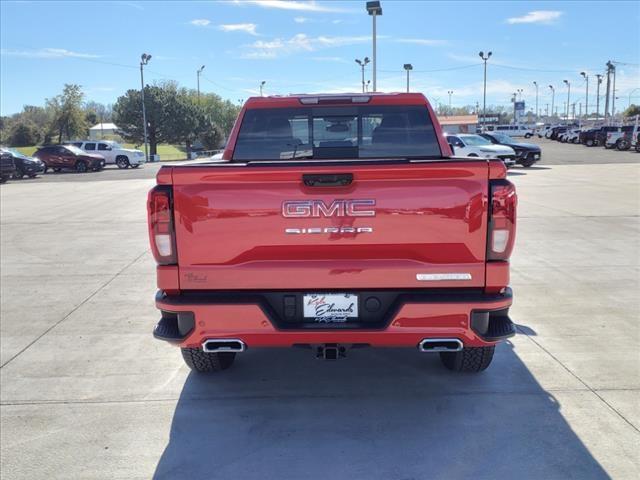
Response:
[219, 23, 258, 35]
[190, 19, 211, 27]
[116, 1, 144, 10]
[506, 11, 563, 25]
[233, 1, 349, 13]
[1, 48, 101, 59]
[294, 16, 308, 23]
[312, 56, 348, 63]
[396, 38, 447, 46]
[241, 33, 373, 59]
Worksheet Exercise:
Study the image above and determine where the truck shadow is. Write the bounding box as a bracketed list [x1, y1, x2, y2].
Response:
[153, 339, 607, 480]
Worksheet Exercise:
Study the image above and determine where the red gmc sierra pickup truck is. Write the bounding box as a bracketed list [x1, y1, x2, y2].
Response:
[148, 92, 517, 374]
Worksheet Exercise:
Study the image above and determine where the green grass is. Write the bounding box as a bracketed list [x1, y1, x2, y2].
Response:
[12, 144, 188, 161]
[13, 146, 38, 156]
[122, 144, 187, 161]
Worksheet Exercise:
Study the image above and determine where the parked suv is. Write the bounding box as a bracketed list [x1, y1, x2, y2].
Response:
[1, 151, 16, 183]
[580, 128, 600, 146]
[479, 132, 541, 167]
[0, 147, 45, 178]
[34, 145, 104, 173]
[69, 140, 145, 168]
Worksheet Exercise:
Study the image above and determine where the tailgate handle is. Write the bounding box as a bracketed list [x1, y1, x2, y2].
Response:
[303, 173, 353, 187]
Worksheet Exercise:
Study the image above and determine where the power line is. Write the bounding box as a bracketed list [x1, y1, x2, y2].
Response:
[492, 64, 604, 74]
[379, 63, 482, 73]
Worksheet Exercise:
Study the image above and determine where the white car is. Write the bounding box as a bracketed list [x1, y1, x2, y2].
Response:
[564, 129, 582, 143]
[446, 134, 516, 167]
[537, 125, 553, 138]
[70, 140, 145, 168]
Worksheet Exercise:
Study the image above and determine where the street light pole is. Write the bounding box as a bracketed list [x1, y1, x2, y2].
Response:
[447, 90, 453, 114]
[533, 81, 539, 122]
[548, 85, 555, 121]
[580, 72, 588, 120]
[479, 51, 492, 128]
[404, 64, 413, 93]
[197, 65, 205, 103]
[259, 80, 266, 96]
[366, 2, 382, 92]
[563, 80, 571, 121]
[355, 57, 370, 93]
[595, 74, 602, 120]
[140, 53, 151, 163]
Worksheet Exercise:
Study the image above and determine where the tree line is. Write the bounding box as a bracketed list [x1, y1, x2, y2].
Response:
[0, 82, 241, 153]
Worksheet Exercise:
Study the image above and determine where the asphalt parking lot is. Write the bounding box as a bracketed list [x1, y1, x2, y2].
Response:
[1, 142, 639, 479]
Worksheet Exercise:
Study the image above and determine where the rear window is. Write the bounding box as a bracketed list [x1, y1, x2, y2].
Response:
[232, 105, 441, 161]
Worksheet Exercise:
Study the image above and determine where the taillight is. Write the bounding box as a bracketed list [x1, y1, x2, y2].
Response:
[148, 185, 177, 265]
[488, 180, 517, 260]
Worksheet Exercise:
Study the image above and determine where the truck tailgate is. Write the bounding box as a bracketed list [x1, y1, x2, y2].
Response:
[171, 161, 489, 290]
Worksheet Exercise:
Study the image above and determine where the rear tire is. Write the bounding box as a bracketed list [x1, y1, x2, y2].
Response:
[440, 346, 495, 372]
[116, 156, 130, 169]
[586, 139, 594, 147]
[617, 139, 630, 151]
[181, 348, 236, 373]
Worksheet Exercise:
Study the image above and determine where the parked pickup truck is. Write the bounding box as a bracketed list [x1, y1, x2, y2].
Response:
[149, 93, 518, 374]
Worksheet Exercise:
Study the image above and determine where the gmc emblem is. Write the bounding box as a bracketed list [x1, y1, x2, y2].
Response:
[282, 199, 376, 218]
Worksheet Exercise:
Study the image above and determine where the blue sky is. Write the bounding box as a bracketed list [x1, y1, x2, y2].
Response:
[1, 0, 639, 115]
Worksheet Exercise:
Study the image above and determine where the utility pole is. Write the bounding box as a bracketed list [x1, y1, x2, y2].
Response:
[595, 74, 602, 120]
[549, 85, 555, 121]
[366, 2, 382, 92]
[580, 72, 588, 120]
[563, 79, 571, 122]
[140, 53, 151, 163]
[512, 92, 517, 123]
[355, 57, 370, 93]
[611, 64, 617, 119]
[533, 81, 539, 122]
[259, 80, 266, 96]
[197, 65, 205, 103]
[479, 51, 492, 128]
[403, 64, 413, 93]
[447, 90, 453, 114]
[604, 61, 613, 123]
[366, 80, 371, 92]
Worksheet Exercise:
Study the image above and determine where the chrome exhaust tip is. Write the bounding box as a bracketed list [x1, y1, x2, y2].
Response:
[418, 338, 463, 353]
[202, 339, 246, 353]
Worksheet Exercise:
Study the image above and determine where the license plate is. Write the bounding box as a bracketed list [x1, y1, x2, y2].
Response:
[303, 294, 358, 323]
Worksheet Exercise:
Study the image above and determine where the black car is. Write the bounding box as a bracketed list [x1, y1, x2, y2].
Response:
[580, 128, 600, 146]
[1, 151, 17, 183]
[549, 126, 568, 140]
[479, 132, 541, 167]
[0, 147, 45, 178]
